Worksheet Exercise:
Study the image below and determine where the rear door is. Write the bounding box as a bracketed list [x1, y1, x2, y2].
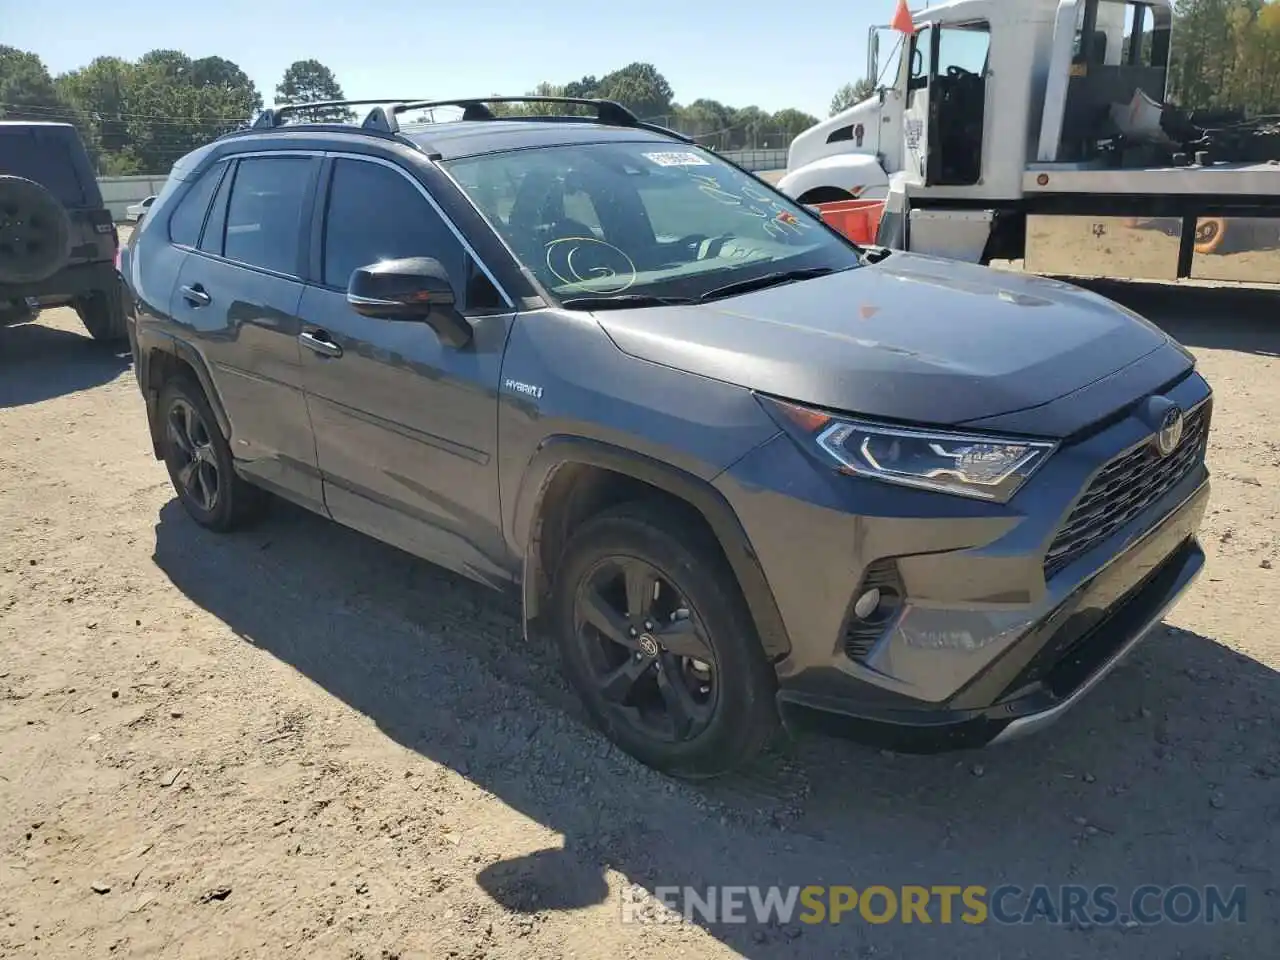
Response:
[166, 151, 324, 512]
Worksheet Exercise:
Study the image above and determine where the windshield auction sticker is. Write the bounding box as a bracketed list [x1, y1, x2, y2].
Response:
[642, 151, 710, 167]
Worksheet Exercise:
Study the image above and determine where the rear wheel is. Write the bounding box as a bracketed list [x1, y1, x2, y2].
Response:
[550, 502, 778, 779]
[159, 376, 265, 531]
[76, 286, 128, 343]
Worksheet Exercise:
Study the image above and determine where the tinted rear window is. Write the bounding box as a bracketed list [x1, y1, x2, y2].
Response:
[0, 127, 88, 206]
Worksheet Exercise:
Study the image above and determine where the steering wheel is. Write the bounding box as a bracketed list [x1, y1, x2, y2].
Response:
[946, 65, 978, 82]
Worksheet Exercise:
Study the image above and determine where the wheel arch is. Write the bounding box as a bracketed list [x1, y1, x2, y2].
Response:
[140, 334, 231, 459]
[515, 437, 792, 662]
[776, 154, 890, 204]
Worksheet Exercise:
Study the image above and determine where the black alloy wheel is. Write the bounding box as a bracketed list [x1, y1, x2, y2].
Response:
[572, 555, 718, 743]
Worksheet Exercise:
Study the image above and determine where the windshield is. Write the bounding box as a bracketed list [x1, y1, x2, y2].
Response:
[443, 141, 862, 305]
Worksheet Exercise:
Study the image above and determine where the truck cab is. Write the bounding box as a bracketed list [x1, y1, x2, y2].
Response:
[777, 0, 1280, 287]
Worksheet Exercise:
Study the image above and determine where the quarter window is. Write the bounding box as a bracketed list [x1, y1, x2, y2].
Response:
[168, 164, 223, 248]
[198, 161, 234, 256]
[222, 156, 311, 275]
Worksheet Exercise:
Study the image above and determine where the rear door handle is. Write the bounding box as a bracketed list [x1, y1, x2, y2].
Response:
[299, 330, 343, 358]
[179, 284, 211, 307]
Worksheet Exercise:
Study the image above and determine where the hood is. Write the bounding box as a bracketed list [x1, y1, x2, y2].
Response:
[594, 253, 1176, 433]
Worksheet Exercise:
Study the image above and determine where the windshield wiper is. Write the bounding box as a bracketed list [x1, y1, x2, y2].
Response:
[695, 266, 838, 303]
[560, 294, 696, 311]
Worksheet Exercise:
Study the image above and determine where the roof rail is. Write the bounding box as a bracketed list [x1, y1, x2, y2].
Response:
[390, 96, 694, 142]
[393, 96, 640, 128]
[251, 99, 429, 130]
[247, 95, 694, 145]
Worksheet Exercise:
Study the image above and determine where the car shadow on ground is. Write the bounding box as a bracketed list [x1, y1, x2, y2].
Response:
[0, 319, 131, 408]
[1073, 280, 1280, 357]
[152, 499, 1277, 958]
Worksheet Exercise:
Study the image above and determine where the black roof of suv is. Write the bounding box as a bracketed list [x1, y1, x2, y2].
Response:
[124, 96, 1212, 779]
[0, 121, 126, 341]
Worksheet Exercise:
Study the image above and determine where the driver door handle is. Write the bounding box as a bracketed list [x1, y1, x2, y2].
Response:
[179, 284, 211, 307]
[299, 329, 343, 358]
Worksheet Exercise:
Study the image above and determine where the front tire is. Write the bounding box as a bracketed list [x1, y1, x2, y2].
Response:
[158, 376, 264, 531]
[550, 502, 778, 779]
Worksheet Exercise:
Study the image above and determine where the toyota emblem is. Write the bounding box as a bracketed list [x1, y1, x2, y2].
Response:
[1155, 405, 1184, 458]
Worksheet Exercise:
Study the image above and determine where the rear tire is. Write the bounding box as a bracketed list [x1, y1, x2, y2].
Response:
[76, 286, 128, 343]
[550, 501, 779, 779]
[158, 375, 266, 532]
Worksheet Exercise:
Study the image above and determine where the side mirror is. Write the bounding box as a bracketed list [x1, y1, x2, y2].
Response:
[346, 256, 472, 347]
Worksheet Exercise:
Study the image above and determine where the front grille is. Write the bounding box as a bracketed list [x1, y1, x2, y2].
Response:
[1044, 403, 1209, 576]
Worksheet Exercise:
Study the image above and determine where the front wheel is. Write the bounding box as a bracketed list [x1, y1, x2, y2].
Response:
[550, 502, 778, 779]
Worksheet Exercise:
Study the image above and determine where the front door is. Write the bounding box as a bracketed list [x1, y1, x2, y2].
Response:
[903, 23, 935, 182]
[297, 154, 515, 585]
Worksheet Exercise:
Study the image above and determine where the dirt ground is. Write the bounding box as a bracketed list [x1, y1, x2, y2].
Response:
[1, 268, 1277, 959]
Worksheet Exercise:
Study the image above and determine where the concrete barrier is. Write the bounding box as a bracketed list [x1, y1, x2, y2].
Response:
[98, 175, 168, 222]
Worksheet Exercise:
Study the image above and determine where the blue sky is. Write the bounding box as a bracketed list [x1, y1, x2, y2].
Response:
[3, 0, 892, 120]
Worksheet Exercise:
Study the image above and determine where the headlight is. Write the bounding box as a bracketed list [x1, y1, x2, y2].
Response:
[760, 396, 1055, 502]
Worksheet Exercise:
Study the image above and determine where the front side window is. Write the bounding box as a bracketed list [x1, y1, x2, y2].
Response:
[320, 158, 503, 311]
[444, 142, 861, 305]
[222, 156, 311, 275]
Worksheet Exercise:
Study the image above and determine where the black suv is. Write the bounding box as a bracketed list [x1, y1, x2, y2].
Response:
[125, 97, 1211, 778]
[0, 121, 127, 341]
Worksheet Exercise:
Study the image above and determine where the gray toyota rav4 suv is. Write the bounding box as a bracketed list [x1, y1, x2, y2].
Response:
[125, 97, 1212, 778]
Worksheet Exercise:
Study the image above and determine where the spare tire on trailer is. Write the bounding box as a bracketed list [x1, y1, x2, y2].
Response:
[1194, 217, 1229, 255]
[0, 175, 72, 284]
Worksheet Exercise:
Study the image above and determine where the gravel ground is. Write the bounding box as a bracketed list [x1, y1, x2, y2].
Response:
[0, 276, 1276, 959]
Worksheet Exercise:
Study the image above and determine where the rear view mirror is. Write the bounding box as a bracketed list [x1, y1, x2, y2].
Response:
[346, 256, 471, 347]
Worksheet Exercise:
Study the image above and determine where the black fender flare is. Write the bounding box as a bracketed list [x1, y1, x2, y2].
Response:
[138, 331, 233, 456]
[515, 436, 792, 661]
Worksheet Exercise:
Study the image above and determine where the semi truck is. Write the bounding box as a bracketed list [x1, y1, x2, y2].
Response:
[777, 0, 1280, 286]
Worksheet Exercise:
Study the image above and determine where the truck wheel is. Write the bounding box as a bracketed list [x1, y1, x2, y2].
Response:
[1194, 218, 1228, 255]
[75, 286, 128, 343]
[158, 376, 266, 532]
[550, 501, 778, 779]
[0, 175, 72, 284]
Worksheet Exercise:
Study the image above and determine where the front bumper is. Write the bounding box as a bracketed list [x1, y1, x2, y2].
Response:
[714, 368, 1212, 752]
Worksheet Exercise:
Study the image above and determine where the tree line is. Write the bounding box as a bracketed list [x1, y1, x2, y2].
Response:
[0, 50, 818, 176]
[4, 1, 1279, 177]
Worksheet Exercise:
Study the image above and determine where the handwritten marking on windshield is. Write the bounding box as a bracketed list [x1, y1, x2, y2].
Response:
[545, 236, 638, 293]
